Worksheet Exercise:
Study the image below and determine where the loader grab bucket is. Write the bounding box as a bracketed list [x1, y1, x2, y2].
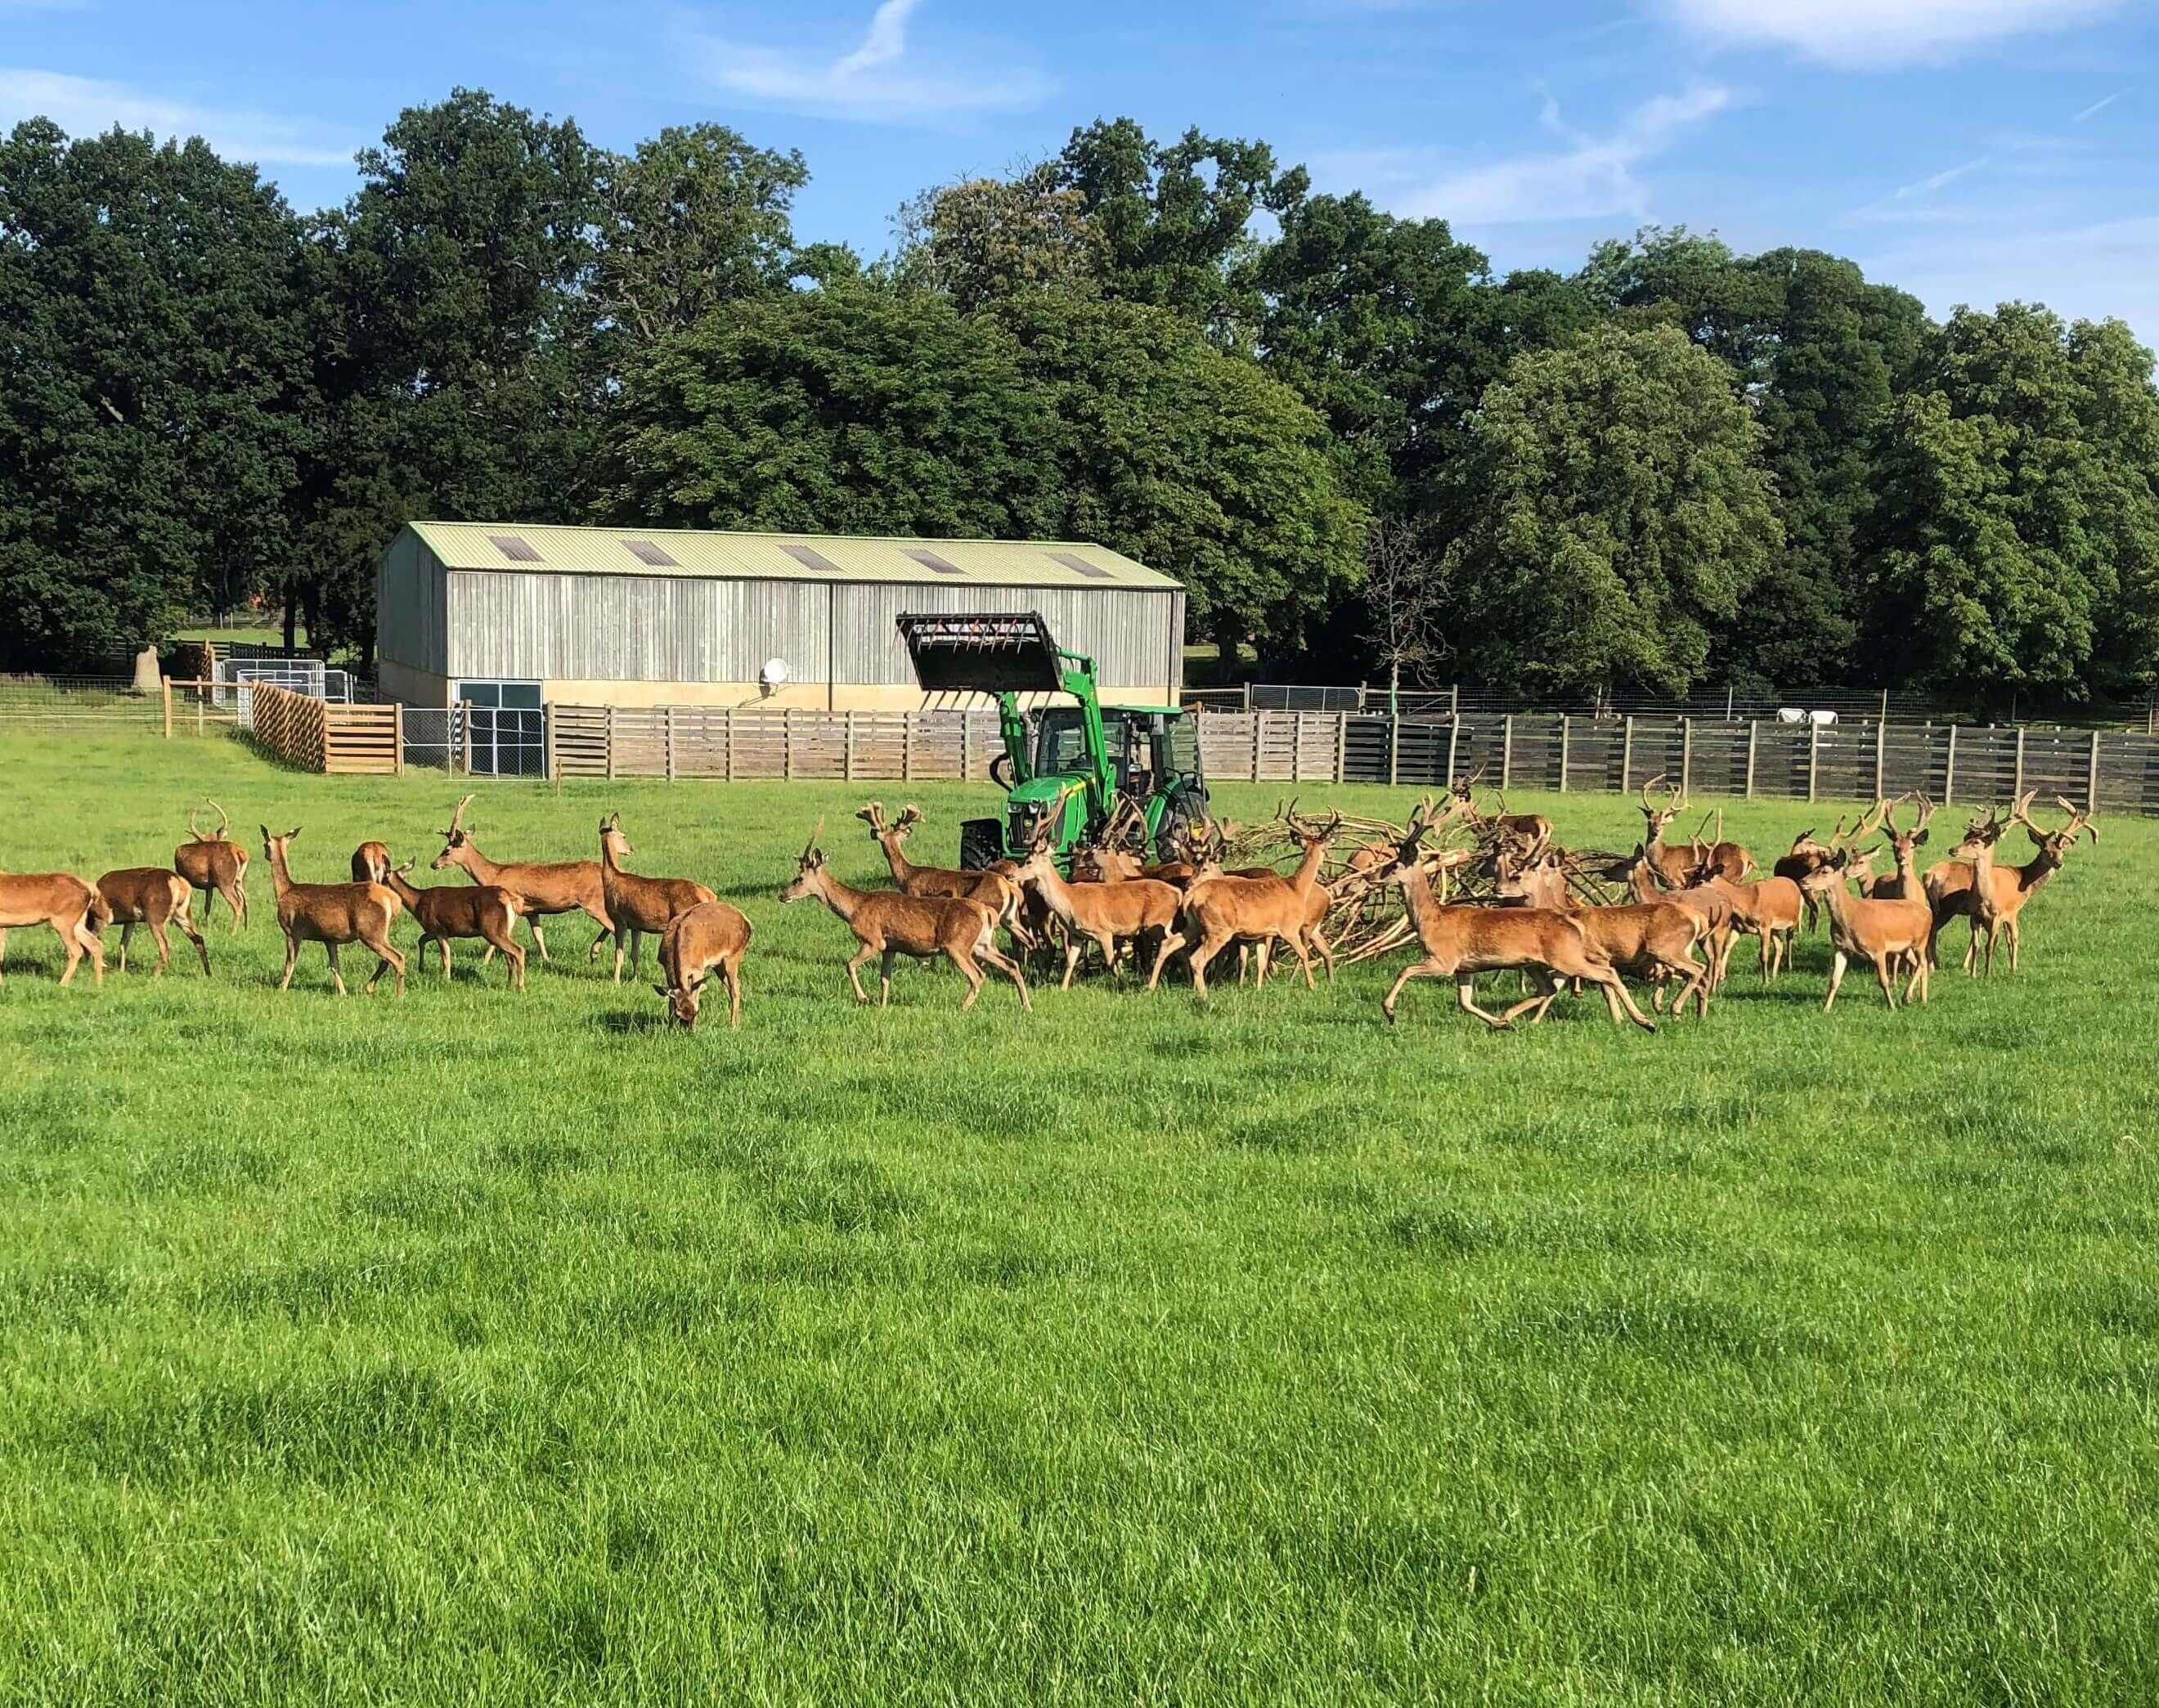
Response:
[895, 611, 1071, 696]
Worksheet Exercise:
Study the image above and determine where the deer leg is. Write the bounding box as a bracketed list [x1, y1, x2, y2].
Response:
[879, 948, 898, 1007]
[843, 943, 877, 1004]
[1902, 950, 1927, 1006]
[1668, 952, 1708, 1020]
[2006, 916, 2021, 974]
[0, 928, 7, 980]
[527, 918, 550, 962]
[1501, 968, 1561, 1024]
[947, 947, 985, 1011]
[366, 931, 405, 996]
[1191, 931, 1236, 998]
[1311, 921, 1336, 982]
[1596, 967, 1655, 1032]
[612, 927, 628, 984]
[1457, 974, 1515, 1031]
[978, 943, 1031, 1012]
[1236, 943, 1250, 986]
[1823, 948, 1848, 1012]
[721, 956, 741, 1028]
[325, 941, 348, 997]
[116, 921, 134, 974]
[1145, 930, 1185, 993]
[57, 921, 84, 986]
[1282, 929, 1317, 993]
[279, 934, 298, 991]
[150, 919, 173, 976]
[1061, 939, 1084, 990]
[1379, 959, 1442, 1022]
[1869, 952, 1897, 1010]
[177, 910, 210, 976]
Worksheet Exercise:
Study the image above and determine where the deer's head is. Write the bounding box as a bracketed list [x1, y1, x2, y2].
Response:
[779, 818, 828, 903]
[654, 974, 707, 1027]
[434, 794, 476, 868]
[1637, 774, 1684, 841]
[599, 812, 632, 861]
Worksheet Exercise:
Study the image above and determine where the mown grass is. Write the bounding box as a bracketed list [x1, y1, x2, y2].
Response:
[4, 731, 2158, 1704]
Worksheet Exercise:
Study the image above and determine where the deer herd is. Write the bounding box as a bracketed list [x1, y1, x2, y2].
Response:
[0, 773, 2102, 1034]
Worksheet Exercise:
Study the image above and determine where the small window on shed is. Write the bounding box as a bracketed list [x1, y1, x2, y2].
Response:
[779, 543, 841, 573]
[904, 548, 966, 576]
[488, 534, 542, 563]
[1048, 550, 1113, 579]
[622, 538, 678, 567]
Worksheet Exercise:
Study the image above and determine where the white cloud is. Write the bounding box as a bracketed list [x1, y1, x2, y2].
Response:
[2073, 90, 2124, 122]
[703, 0, 1051, 123]
[0, 69, 354, 165]
[1664, 0, 2123, 69]
[1391, 82, 1733, 226]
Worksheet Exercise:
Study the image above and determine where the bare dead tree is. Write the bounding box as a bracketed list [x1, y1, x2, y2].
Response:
[1360, 520, 1448, 717]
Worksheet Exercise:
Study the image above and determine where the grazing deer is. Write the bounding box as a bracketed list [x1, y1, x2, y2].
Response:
[1927, 792, 2094, 976]
[1493, 848, 1710, 1017]
[1012, 806, 1187, 991]
[654, 899, 752, 1029]
[381, 860, 525, 989]
[351, 841, 393, 884]
[598, 813, 716, 984]
[433, 794, 612, 963]
[259, 826, 405, 996]
[174, 800, 248, 930]
[1379, 809, 1654, 1032]
[1180, 809, 1342, 997]
[1, 868, 108, 985]
[96, 867, 209, 976]
[856, 802, 1031, 948]
[1796, 796, 1935, 1011]
[780, 820, 1030, 1011]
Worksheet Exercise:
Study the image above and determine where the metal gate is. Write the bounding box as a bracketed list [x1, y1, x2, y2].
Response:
[397, 703, 548, 778]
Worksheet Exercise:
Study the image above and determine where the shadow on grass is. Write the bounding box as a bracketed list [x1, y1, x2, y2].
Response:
[595, 1010, 671, 1035]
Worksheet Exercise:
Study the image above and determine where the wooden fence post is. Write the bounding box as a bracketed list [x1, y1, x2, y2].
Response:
[543, 705, 557, 782]
[161, 677, 173, 739]
[1444, 715, 1460, 790]
[1558, 715, 1570, 792]
[2013, 726, 2025, 799]
[1943, 723, 1957, 805]
[724, 709, 734, 782]
[1874, 719, 1887, 800]
[2088, 728, 2103, 810]
[1387, 714, 1399, 787]
[1292, 715, 1305, 780]
[1620, 715, 1634, 793]
[844, 711, 855, 782]
[787, 709, 797, 781]
[1335, 713, 1349, 784]
[1501, 715, 1514, 791]
[1681, 718, 1693, 796]
[961, 713, 971, 779]
[393, 702, 405, 777]
[1253, 714, 1264, 782]
[1806, 720, 1820, 800]
[1744, 720, 1758, 798]
[665, 705, 678, 782]
[898, 711, 909, 782]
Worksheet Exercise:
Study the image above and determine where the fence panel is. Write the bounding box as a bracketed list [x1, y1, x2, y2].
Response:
[0, 675, 164, 732]
[245, 683, 325, 770]
[324, 703, 400, 775]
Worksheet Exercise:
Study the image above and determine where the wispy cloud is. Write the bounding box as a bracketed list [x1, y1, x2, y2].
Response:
[1894, 155, 1994, 199]
[1663, 0, 2124, 69]
[1382, 82, 1735, 226]
[702, 0, 1051, 124]
[0, 69, 354, 164]
[2073, 89, 2125, 122]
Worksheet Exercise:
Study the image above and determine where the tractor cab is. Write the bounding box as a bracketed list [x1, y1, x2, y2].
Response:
[895, 610, 1207, 867]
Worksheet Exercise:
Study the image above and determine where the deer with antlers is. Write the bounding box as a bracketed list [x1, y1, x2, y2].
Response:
[654, 899, 752, 1029]
[1179, 807, 1344, 997]
[1010, 790, 1189, 990]
[432, 794, 611, 965]
[380, 860, 526, 989]
[856, 802, 1031, 948]
[1927, 792, 2095, 975]
[1493, 846, 1711, 1016]
[351, 841, 393, 884]
[95, 867, 210, 976]
[1794, 794, 1935, 1011]
[1681, 846, 1804, 985]
[174, 800, 248, 930]
[781, 819, 1030, 1011]
[260, 826, 405, 996]
[1774, 802, 1883, 928]
[597, 813, 716, 984]
[1, 867, 108, 985]
[1451, 768, 1553, 853]
[1379, 805, 1655, 1031]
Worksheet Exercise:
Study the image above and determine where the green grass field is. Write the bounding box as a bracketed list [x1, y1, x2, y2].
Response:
[5, 731, 2157, 1703]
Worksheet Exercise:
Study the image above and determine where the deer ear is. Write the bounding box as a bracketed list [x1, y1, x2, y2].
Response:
[653, 984, 670, 998]
[286, 827, 303, 841]
[259, 824, 272, 841]
[1914, 828, 1929, 845]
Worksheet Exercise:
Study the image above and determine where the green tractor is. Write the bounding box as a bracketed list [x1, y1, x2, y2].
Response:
[895, 611, 1209, 869]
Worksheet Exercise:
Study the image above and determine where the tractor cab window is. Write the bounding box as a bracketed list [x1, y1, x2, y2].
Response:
[1036, 706, 1120, 778]
[1165, 715, 1201, 782]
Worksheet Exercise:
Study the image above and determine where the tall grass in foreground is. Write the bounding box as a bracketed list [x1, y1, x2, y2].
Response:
[2, 732, 2157, 1703]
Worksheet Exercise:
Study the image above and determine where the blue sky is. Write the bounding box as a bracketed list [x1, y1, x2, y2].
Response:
[4, 0, 2157, 339]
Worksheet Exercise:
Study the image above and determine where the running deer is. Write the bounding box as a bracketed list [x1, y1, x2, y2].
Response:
[351, 841, 393, 884]
[382, 859, 526, 988]
[598, 813, 716, 984]
[259, 826, 405, 996]
[1493, 847, 1710, 1017]
[1011, 796, 1187, 990]
[1379, 806, 1654, 1032]
[432, 794, 611, 962]
[856, 802, 1030, 947]
[779, 819, 1030, 1011]
[1179, 808, 1343, 997]
[1927, 792, 2095, 975]
[96, 867, 209, 976]
[174, 800, 248, 930]
[1796, 795, 1935, 1011]
[653, 899, 752, 1029]
[1, 868, 108, 984]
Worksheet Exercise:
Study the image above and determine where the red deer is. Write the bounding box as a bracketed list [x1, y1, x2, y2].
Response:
[1492, 848, 1710, 1016]
[856, 802, 1030, 948]
[1927, 792, 2094, 975]
[1795, 796, 1936, 1010]
[432, 794, 611, 963]
[351, 841, 393, 884]
[260, 826, 405, 996]
[1683, 806, 1754, 885]
[1, 868, 108, 985]
[1378, 809, 1654, 1031]
[1451, 767, 1553, 852]
[174, 800, 248, 930]
[654, 899, 752, 1029]
[381, 860, 526, 989]
[1627, 849, 1735, 991]
[1684, 857, 1804, 984]
[1011, 809, 1187, 991]
[1775, 803, 1883, 928]
[779, 820, 1030, 1011]
[598, 813, 716, 984]
[1179, 809, 1342, 997]
[96, 867, 209, 976]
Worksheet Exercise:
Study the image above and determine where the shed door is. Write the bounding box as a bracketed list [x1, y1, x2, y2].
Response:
[455, 679, 545, 777]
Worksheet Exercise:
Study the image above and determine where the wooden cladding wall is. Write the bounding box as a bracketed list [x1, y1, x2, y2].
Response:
[546, 705, 1007, 782]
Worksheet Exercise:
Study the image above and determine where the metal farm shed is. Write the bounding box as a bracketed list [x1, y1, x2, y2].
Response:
[375, 522, 1186, 714]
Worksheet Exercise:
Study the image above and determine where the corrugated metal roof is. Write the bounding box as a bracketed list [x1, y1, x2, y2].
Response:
[404, 522, 1181, 590]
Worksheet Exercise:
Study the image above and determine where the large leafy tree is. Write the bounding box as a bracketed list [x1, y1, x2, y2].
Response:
[1865, 304, 2159, 698]
[890, 166, 1105, 312]
[1438, 324, 1780, 697]
[0, 119, 312, 667]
